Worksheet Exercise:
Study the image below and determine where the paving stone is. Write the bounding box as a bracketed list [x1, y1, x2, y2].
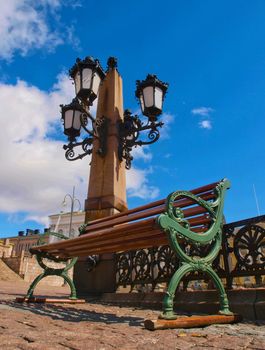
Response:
[0, 280, 265, 349]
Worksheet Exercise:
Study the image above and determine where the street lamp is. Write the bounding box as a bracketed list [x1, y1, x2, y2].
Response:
[61, 98, 83, 142]
[60, 56, 168, 169]
[62, 186, 81, 238]
[69, 56, 105, 105]
[135, 74, 168, 121]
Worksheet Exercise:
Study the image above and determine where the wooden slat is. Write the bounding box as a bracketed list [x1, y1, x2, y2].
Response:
[47, 225, 209, 258]
[32, 212, 211, 255]
[62, 226, 163, 253]
[81, 225, 209, 256]
[67, 216, 211, 255]
[188, 215, 211, 226]
[37, 229, 165, 258]
[29, 181, 221, 259]
[32, 215, 211, 258]
[51, 236, 168, 258]
[84, 183, 217, 227]
[34, 218, 157, 252]
[84, 191, 215, 234]
[61, 232, 167, 257]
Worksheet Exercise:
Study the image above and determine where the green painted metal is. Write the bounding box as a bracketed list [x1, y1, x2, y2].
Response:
[157, 179, 233, 319]
[26, 231, 78, 300]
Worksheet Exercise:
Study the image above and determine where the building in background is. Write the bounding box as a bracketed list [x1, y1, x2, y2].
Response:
[0, 229, 49, 258]
[48, 211, 85, 239]
[0, 211, 85, 286]
[0, 210, 85, 258]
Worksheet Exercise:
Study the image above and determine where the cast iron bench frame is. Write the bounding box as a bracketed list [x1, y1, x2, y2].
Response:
[29, 179, 232, 320]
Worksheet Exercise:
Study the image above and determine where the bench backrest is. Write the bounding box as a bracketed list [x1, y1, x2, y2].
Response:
[30, 181, 223, 259]
[83, 181, 218, 234]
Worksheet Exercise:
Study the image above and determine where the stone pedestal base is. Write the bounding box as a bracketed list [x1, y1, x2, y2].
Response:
[74, 254, 116, 295]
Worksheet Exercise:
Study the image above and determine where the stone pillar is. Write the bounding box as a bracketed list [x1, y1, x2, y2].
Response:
[84, 59, 127, 221]
[74, 58, 128, 295]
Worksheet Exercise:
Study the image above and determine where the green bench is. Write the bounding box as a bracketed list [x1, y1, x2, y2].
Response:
[28, 178, 233, 321]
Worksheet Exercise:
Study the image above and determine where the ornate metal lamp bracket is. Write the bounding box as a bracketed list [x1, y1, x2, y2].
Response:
[118, 109, 163, 169]
[63, 111, 109, 161]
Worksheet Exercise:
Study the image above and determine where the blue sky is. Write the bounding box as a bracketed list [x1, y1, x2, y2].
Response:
[0, 0, 264, 237]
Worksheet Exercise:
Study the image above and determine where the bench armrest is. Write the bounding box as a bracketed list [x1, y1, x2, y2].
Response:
[157, 178, 230, 244]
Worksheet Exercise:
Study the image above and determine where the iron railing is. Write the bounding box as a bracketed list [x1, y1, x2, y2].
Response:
[115, 215, 265, 290]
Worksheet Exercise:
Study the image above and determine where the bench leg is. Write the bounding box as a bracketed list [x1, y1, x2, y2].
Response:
[160, 263, 193, 320]
[61, 272, 77, 300]
[204, 266, 232, 315]
[26, 272, 46, 299]
[25, 233, 78, 300]
[159, 230, 233, 320]
[26, 271, 77, 300]
[159, 261, 233, 320]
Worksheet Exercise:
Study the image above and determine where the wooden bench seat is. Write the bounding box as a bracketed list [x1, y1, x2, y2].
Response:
[28, 178, 233, 321]
[31, 182, 217, 258]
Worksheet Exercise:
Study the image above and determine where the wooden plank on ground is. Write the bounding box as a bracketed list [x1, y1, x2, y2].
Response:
[144, 314, 242, 331]
[15, 297, 86, 304]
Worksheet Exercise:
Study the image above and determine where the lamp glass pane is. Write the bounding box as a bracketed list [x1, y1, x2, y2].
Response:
[139, 94, 144, 113]
[75, 72, 81, 94]
[143, 86, 154, 107]
[73, 110, 81, 131]
[126, 132, 134, 141]
[82, 68, 92, 89]
[65, 110, 73, 129]
[154, 87, 163, 110]
[126, 120, 138, 141]
[92, 72, 101, 95]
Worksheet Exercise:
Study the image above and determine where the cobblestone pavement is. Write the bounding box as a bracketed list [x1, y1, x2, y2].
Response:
[0, 281, 264, 350]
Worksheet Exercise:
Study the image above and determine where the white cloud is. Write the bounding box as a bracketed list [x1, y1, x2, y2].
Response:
[160, 112, 175, 139]
[0, 73, 158, 226]
[0, 73, 86, 222]
[199, 120, 212, 129]
[131, 146, 152, 162]
[0, 0, 79, 60]
[191, 106, 214, 130]
[127, 167, 159, 200]
[191, 107, 214, 117]
[164, 153, 172, 159]
[24, 215, 50, 226]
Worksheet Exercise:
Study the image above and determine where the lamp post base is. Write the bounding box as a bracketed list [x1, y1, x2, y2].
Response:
[73, 255, 116, 295]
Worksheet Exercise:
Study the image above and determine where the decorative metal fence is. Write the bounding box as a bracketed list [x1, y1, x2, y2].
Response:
[115, 215, 265, 291]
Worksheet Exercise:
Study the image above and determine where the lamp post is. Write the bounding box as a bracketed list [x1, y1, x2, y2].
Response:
[60, 56, 168, 293]
[62, 186, 81, 238]
[61, 56, 168, 222]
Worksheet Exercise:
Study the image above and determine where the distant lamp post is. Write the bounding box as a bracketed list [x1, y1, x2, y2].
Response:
[60, 56, 168, 169]
[62, 186, 81, 238]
